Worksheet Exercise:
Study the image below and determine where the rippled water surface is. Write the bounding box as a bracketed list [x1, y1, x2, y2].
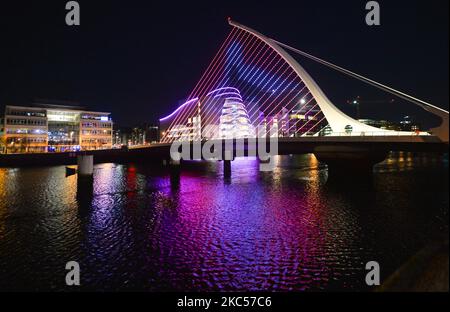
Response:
[0, 153, 448, 291]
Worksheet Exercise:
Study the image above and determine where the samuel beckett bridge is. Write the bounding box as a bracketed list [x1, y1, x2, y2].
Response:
[154, 19, 448, 176]
[3, 20, 445, 172]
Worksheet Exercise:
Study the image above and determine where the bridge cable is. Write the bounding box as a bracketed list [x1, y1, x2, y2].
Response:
[272, 39, 449, 115]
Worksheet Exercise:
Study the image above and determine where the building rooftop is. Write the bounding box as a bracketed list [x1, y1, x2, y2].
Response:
[5, 104, 111, 115]
[33, 103, 86, 110]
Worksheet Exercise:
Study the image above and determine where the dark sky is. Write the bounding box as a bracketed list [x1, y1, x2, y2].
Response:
[0, 0, 448, 128]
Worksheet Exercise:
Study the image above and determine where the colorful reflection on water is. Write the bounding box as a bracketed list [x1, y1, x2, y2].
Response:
[0, 153, 448, 291]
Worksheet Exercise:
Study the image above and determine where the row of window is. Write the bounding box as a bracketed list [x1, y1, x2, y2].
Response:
[5, 130, 112, 137]
[81, 122, 112, 128]
[6, 137, 47, 144]
[81, 115, 110, 121]
[5, 146, 47, 153]
[6, 119, 47, 126]
[81, 130, 112, 135]
[6, 110, 46, 117]
[81, 138, 112, 144]
[6, 129, 47, 134]
[48, 122, 79, 128]
[48, 139, 80, 145]
[6, 120, 112, 127]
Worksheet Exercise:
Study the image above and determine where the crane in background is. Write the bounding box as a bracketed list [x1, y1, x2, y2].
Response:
[347, 96, 396, 120]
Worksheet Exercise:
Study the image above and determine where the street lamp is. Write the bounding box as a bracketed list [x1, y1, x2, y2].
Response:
[348, 96, 361, 120]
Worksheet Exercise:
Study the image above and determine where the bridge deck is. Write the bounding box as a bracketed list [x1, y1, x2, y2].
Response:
[0, 136, 446, 167]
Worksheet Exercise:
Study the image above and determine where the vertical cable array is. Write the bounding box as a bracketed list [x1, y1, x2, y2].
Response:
[160, 26, 329, 143]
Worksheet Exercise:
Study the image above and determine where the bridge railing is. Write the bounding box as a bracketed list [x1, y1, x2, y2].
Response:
[155, 131, 433, 144]
[321, 131, 430, 137]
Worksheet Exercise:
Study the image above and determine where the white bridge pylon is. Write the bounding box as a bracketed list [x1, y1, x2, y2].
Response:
[228, 19, 449, 142]
[160, 20, 448, 143]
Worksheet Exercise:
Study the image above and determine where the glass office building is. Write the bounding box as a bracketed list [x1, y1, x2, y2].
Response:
[1, 104, 113, 154]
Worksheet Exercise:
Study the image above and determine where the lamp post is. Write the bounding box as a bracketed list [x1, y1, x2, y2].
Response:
[348, 96, 361, 120]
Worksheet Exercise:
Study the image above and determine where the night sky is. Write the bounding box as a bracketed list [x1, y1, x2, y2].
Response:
[0, 0, 448, 128]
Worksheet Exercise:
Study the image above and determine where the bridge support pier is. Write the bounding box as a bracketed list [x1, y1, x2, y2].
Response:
[77, 175, 94, 213]
[314, 146, 388, 178]
[223, 151, 234, 178]
[77, 155, 94, 176]
[169, 159, 181, 184]
[223, 160, 232, 178]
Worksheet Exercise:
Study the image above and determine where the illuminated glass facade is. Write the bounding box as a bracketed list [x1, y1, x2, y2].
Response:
[1, 105, 113, 154]
[160, 87, 257, 141]
[159, 87, 326, 142]
[219, 98, 255, 139]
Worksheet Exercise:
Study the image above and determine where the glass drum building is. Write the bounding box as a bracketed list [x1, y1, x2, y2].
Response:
[159, 87, 324, 142]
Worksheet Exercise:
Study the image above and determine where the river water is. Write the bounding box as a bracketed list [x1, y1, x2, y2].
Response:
[0, 153, 448, 291]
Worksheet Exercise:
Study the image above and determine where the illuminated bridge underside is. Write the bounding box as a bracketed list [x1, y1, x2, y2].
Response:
[160, 21, 426, 143]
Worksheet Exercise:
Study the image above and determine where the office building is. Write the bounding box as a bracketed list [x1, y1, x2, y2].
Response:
[1, 103, 113, 153]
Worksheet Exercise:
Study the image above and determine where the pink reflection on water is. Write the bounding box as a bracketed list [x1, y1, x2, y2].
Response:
[152, 156, 337, 291]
